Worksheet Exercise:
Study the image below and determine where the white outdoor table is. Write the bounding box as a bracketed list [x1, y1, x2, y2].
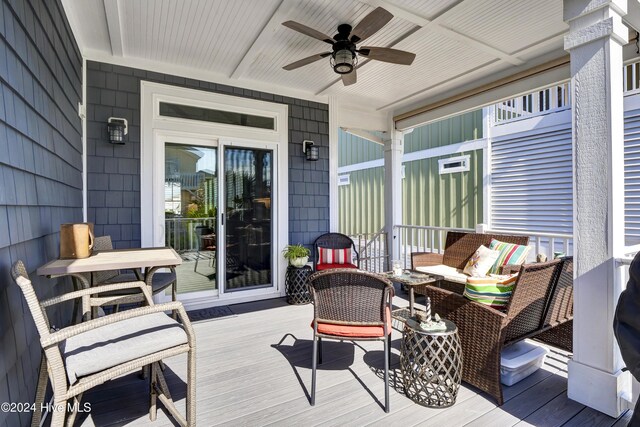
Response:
[37, 247, 182, 277]
[37, 247, 182, 321]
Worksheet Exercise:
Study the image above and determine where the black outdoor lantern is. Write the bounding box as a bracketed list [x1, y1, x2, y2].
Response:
[303, 140, 319, 161]
[107, 117, 128, 145]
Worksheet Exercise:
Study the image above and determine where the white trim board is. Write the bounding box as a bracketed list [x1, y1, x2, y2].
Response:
[337, 138, 487, 173]
[490, 109, 572, 139]
[395, 66, 571, 131]
[84, 49, 328, 104]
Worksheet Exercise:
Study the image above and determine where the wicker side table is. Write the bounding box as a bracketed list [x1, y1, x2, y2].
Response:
[286, 265, 312, 304]
[400, 318, 463, 408]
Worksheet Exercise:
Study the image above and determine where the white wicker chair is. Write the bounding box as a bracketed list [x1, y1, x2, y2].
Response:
[11, 260, 196, 427]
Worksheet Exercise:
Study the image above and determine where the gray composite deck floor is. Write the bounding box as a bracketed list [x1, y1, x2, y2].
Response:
[69, 289, 630, 427]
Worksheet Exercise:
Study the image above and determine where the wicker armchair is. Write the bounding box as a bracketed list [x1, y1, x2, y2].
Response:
[308, 269, 394, 412]
[313, 232, 359, 271]
[11, 261, 196, 427]
[87, 236, 178, 315]
[416, 258, 570, 405]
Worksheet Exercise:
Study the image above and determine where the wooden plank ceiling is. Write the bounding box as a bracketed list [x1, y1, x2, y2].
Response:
[63, 0, 568, 113]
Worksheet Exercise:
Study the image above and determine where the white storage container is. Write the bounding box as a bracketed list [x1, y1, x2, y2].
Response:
[500, 341, 549, 386]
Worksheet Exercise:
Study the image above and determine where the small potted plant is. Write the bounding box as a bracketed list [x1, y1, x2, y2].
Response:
[282, 244, 310, 268]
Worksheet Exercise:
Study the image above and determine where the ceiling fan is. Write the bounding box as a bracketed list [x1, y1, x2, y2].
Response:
[281, 7, 416, 86]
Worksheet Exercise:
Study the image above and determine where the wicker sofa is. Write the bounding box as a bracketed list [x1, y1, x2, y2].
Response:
[411, 231, 530, 294]
[416, 257, 574, 405]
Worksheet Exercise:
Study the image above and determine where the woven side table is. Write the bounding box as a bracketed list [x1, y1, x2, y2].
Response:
[286, 265, 312, 305]
[400, 318, 462, 408]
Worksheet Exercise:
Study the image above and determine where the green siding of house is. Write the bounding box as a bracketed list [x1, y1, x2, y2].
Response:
[404, 109, 483, 153]
[403, 150, 483, 228]
[339, 167, 385, 235]
[338, 109, 484, 235]
[338, 129, 384, 166]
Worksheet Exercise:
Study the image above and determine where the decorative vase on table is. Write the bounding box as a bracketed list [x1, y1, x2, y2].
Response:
[290, 256, 309, 268]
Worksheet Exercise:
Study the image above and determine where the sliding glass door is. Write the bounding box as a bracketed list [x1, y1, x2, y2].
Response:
[159, 137, 276, 303]
[223, 147, 273, 291]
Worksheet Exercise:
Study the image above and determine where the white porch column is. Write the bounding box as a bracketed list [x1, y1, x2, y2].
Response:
[329, 95, 339, 232]
[384, 117, 403, 265]
[564, 0, 631, 416]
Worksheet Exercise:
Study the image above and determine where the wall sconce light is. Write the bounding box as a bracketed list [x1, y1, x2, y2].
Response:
[107, 117, 128, 145]
[303, 140, 319, 161]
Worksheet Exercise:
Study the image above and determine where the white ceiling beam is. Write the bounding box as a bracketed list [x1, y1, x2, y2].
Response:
[429, 26, 524, 66]
[341, 127, 385, 144]
[363, 0, 523, 65]
[103, 0, 124, 57]
[623, 0, 640, 32]
[230, 0, 292, 79]
[60, 0, 87, 54]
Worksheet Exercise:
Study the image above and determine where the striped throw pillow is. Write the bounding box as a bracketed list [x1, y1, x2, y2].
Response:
[488, 239, 531, 275]
[318, 247, 352, 265]
[463, 274, 519, 310]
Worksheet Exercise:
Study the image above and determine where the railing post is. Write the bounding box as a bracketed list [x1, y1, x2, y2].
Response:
[384, 123, 403, 266]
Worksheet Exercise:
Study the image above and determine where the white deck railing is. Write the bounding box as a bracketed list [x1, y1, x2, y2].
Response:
[348, 230, 389, 273]
[493, 82, 571, 125]
[165, 217, 216, 252]
[625, 60, 640, 94]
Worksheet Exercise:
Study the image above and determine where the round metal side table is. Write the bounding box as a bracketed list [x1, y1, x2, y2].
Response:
[285, 265, 312, 305]
[400, 318, 463, 408]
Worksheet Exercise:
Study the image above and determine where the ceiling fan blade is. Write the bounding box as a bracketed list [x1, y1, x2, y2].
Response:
[359, 46, 416, 65]
[350, 7, 393, 43]
[282, 21, 334, 44]
[283, 52, 331, 71]
[342, 70, 357, 86]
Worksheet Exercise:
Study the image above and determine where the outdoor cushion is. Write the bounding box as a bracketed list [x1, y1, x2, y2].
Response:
[463, 245, 500, 277]
[463, 274, 519, 310]
[62, 312, 188, 385]
[414, 264, 468, 284]
[316, 263, 358, 271]
[488, 239, 531, 274]
[312, 307, 392, 337]
[318, 247, 352, 265]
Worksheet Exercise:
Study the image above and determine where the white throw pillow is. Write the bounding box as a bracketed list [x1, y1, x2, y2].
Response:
[463, 245, 501, 278]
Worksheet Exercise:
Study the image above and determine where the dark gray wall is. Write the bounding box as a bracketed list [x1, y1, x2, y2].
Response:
[0, 0, 82, 425]
[86, 62, 329, 249]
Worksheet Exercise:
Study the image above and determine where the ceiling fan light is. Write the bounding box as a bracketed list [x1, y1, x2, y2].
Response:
[332, 49, 354, 74]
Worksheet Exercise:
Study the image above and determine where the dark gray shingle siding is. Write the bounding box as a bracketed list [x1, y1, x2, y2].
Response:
[86, 62, 330, 249]
[0, 0, 82, 425]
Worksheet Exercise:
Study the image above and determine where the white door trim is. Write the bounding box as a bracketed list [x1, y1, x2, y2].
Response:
[141, 81, 289, 309]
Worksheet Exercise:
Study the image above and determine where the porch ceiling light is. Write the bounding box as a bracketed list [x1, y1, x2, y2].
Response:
[303, 140, 319, 161]
[107, 117, 128, 145]
[331, 48, 356, 74]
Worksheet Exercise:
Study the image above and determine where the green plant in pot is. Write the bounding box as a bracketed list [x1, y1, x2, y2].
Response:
[282, 244, 310, 268]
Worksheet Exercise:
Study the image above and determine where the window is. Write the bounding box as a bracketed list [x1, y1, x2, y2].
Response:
[159, 102, 275, 130]
[438, 155, 470, 174]
[338, 175, 350, 186]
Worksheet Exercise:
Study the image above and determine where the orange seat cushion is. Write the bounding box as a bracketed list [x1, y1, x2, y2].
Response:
[311, 307, 392, 338]
[316, 263, 358, 271]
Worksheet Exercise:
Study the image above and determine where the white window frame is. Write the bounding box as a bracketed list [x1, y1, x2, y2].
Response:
[438, 155, 470, 174]
[338, 174, 350, 186]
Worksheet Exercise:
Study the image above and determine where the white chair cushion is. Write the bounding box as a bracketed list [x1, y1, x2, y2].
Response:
[62, 312, 188, 385]
[415, 264, 469, 284]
